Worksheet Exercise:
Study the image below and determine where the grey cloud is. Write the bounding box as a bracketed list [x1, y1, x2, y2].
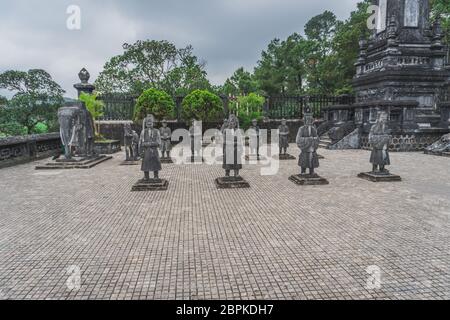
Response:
[0, 0, 359, 98]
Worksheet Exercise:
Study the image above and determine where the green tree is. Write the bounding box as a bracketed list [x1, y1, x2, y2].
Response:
[79, 92, 105, 137]
[95, 40, 211, 96]
[230, 93, 265, 129]
[431, 0, 450, 47]
[0, 69, 64, 135]
[223, 67, 258, 96]
[181, 90, 223, 122]
[134, 88, 175, 122]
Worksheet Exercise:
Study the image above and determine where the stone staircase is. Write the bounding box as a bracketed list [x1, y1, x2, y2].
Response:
[319, 133, 332, 149]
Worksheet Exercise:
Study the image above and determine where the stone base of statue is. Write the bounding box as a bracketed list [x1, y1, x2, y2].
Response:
[289, 173, 329, 186]
[358, 171, 402, 182]
[245, 154, 267, 162]
[160, 157, 174, 164]
[187, 156, 204, 164]
[131, 178, 169, 191]
[215, 176, 250, 189]
[35, 155, 112, 170]
[276, 154, 296, 160]
[120, 160, 140, 166]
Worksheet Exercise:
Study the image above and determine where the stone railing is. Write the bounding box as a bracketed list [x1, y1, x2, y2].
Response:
[0, 133, 61, 169]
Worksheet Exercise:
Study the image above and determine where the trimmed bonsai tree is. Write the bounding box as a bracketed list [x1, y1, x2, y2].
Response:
[134, 88, 175, 122]
[181, 89, 223, 122]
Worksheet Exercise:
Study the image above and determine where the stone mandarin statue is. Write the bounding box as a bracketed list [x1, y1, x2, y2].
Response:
[248, 118, 261, 159]
[124, 123, 139, 162]
[296, 112, 320, 175]
[139, 115, 162, 181]
[278, 119, 290, 156]
[223, 114, 244, 178]
[289, 109, 328, 185]
[358, 111, 401, 182]
[159, 119, 172, 159]
[369, 111, 391, 174]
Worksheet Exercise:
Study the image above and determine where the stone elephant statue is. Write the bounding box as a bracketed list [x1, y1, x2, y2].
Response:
[57, 102, 95, 159]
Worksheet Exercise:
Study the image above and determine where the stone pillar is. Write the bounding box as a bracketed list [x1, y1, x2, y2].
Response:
[74, 68, 95, 98]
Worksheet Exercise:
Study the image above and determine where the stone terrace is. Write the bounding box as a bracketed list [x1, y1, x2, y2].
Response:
[0, 146, 449, 300]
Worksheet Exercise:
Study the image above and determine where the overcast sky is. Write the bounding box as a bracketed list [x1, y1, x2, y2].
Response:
[0, 0, 359, 98]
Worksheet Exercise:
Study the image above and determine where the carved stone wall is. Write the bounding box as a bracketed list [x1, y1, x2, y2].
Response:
[0, 133, 61, 169]
[360, 132, 444, 152]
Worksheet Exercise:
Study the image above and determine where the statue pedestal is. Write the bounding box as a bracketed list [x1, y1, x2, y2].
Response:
[131, 178, 169, 191]
[215, 176, 250, 189]
[276, 154, 296, 160]
[35, 155, 112, 170]
[160, 157, 174, 164]
[120, 160, 140, 166]
[317, 154, 325, 160]
[245, 155, 267, 162]
[187, 156, 204, 164]
[358, 172, 402, 182]
[289, 174, 329, 186]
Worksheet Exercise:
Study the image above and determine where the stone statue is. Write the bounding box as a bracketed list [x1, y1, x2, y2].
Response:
[223, 114, 243, 177]
[139, 115, 162, 181]
[278, 119, 289, 155]
[216, 114, 249, 188]
[289, 109, 328, 185]
[358, 111, 401, 182]
[248, 119, 261, 159]
[57, 102, 95, 160]
[220, 118, 229, 134]
[159, 119, 172, 159]
[189, 119, 202, 162]
[296, 112, 320, 175]
[368, 112, 391, 174]
[124, 123, 139, 162]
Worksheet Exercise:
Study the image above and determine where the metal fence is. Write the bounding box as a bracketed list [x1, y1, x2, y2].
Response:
[263, 95, 355, 119]
[98, 93, 354, 121]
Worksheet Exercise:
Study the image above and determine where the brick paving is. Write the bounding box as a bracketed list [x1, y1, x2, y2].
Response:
[0, 146, 448, 300]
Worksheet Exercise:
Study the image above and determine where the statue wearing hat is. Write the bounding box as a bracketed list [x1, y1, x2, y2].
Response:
[289, 107, 328, 185]
[159, 119, 172, 160]
[139, 114, 162, 181]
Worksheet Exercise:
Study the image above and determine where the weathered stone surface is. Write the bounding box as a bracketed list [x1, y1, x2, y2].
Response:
[328, 128, 361, 150]
[424, 133, 450, 156]
[131, 178, 169, 191]
[160, 157, 174, 164]
[289, 174, 329, 186]
[120, 160, 141, 166]
[94, 140, 121, 155]
[215, 176, 250, 189]
[274, 154, 296, 160]
[35, 155, 112, 170]
[358, 172, 402, 182]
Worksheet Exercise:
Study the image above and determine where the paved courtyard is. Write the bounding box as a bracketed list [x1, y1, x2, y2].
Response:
[0, 146, 449, 300]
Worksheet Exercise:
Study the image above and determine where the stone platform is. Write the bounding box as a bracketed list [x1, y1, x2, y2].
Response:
[289, 173, 329, 186]
[358, 172, 402, 183]
[187, 156, 204, 164]
[160, 157, 174, 164]
[245, 155, 267, 162]
[35, 155, 112, 170]
[120, 160, 141, 166]
[215, 176, 250, 189]
[276, 154, 296, 160]
[131, 178, 169, 191]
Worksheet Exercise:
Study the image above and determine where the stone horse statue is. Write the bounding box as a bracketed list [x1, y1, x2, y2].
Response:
[58, 102, 95, 160]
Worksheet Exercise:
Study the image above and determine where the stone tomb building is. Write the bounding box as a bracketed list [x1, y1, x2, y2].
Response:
[322, 0, 450, 151]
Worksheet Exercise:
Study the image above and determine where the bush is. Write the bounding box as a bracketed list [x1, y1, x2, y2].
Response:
[181, 89, 223, 122]
[33, 122, 49, 134]
[230, 93, 265, 129]
[134, 88, 175, 121]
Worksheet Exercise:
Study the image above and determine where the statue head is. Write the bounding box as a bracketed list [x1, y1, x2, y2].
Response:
[78, 68, 90, 84]
[303, 111, 314, 126]
[144, 114, 155, 129]
[124, 123, 132, 133]
[162, 119, 168, 128]
[377, 111, 388, 124]
[228, 114, 239, 129]
[281, 118, 287, 126]
[252, 119, 258, 126]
